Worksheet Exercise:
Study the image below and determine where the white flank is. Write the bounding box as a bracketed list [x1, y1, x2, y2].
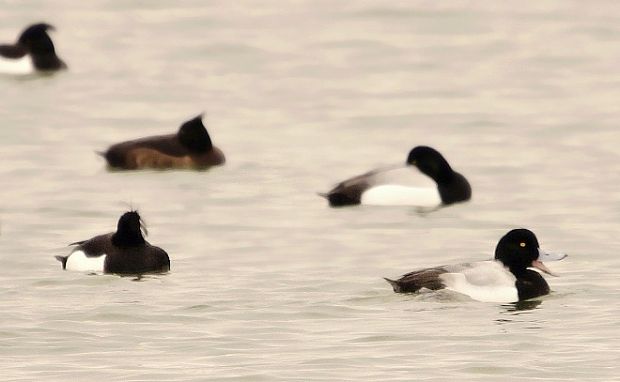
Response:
[439, 261, 519, 303]
[361, 184, 441, 207]
[65, 250, 106, 272]
[0, 55, 34, 75]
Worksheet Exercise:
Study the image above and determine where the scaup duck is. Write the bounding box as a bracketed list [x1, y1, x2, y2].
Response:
[0, 23, 66, 74]
[384, 229, 566, 302]
[55, 211, 170, 275]
[101, 114, 225, 170]
[320, 146, 471, 208]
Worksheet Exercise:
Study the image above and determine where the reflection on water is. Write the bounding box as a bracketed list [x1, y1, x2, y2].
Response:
[501, 299, 543, 313]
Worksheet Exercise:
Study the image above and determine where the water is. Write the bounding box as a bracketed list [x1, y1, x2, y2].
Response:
[1, 1, 619, 380]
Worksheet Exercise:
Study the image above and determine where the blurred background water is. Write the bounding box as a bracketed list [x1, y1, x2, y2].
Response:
[1, 1, 619, 380]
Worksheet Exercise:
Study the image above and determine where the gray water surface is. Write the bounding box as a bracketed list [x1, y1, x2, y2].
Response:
[1, 1, 619, 381]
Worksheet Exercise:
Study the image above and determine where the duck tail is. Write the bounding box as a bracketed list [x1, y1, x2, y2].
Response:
[55, 256, 68, 270]
[383, 277, 402, 293]
[316, 192, 329, 199]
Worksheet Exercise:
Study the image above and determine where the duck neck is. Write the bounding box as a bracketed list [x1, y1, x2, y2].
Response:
[509, 266, 528, 278]
[112, 231, 145, 247]
[435, 169, 455, 185]
[419, 159, 454, 185]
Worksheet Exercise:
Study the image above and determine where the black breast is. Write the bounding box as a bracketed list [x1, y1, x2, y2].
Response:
[438, 171, 471, 205]
[516, 270, 550, 301]
[103, 243, 170, 275]
[31, 53, 66, 70]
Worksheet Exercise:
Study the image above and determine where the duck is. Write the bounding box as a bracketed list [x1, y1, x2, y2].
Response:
[55, 211, 170, 275]
[101, 114, 225, 170]
[0, 23, 66, 74]
[320, 146, 471, 208]
[384, 229, 567, 302]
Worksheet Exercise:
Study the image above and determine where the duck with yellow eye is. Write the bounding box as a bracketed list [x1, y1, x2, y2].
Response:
[384, 229, 567, 302]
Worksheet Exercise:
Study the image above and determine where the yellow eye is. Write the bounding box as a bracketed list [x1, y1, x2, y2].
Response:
[519, 242, 526, 247]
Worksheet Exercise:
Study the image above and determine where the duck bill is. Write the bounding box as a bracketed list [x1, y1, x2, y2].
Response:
[538, 248, 567, 262]
[531, 260, 557, 276]
[532, 248, 567, 276]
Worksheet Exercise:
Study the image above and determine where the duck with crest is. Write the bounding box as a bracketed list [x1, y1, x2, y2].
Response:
[55, 211, 170, 275]
[0, 23, 66, 74]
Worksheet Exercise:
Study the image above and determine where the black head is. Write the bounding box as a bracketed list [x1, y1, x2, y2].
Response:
[17, 23, 57, 54]
[177, 114, 213, 153]
[112, 211, 147, 247]
[494, 229, 541, 276]
[406, 146, 453, 183]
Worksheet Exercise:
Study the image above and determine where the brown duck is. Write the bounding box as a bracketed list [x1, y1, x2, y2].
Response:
[102, 114, 225, 170]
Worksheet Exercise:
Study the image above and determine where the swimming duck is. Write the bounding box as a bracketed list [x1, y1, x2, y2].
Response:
[384, 229, 566, 302]
[321, 146, 471, 208]
[55, 211, 170, 275]
[0, 23, 66, 74]
[102, 114, 225, 170]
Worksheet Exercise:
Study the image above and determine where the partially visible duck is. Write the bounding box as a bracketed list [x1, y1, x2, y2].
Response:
[102, 114, 225, 170]
[55, 211, 170, 275]
[384, 229, 567, 302]
[0, 23, 66, 74]
[320, 146, 471, 208]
